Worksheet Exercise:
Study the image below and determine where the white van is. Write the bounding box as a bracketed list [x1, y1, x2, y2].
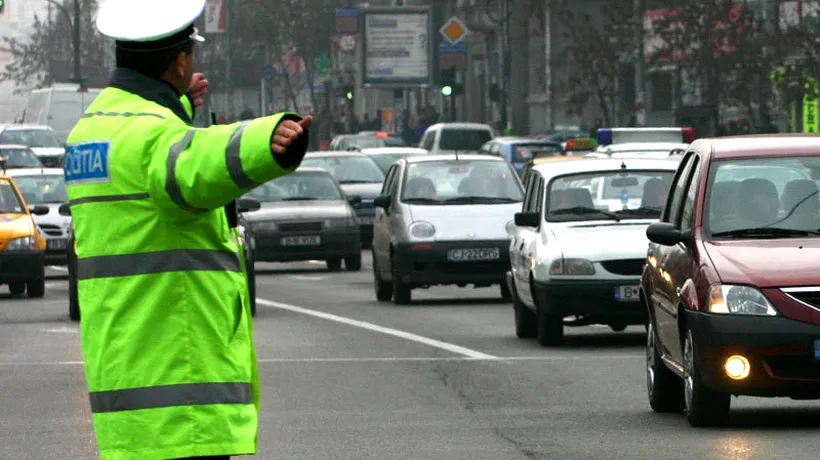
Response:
[419, 122, 495, 154]
[22, 84, 102, 143]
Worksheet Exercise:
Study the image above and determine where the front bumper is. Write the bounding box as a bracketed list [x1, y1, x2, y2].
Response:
[44, 238, 69, 265]
[688, 311, 820, 398]
[0, 251, 45, 282]
[253, 229, 361, 262]
[393, 240, 510, 287]
[532, 279, 646, 324]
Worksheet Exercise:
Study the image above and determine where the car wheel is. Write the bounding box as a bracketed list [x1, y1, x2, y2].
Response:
[372, 254, 392, 302]
[68, 264, 80, 321]
[610, 323, 627, 332]
[514, 297, 537, 339]
[27, 277, 46, 298]
[646, 321, 684, 413]
[391, 256, 411, 305]
[500, 282, 512, 300]
[9, 281, 25, 296]
[345, 253, 362, 271]
[683, 329, 730, 426]
[326, 257, 342, 272]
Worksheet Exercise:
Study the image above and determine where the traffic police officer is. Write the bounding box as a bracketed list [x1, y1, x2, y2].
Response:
[64, 0, 312, 459]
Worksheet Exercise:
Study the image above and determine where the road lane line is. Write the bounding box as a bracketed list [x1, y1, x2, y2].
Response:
[257, 298, 499, 360]
[288, 275, 329, 281]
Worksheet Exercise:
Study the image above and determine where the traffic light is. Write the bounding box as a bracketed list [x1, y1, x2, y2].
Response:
[0, 0, 6, 14]
[441, 68, 456, 96]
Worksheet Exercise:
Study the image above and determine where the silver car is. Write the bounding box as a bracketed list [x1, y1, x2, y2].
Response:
[371, 154, 525, 304]
[360, 147, 428, 174]
[240, 167, 363, 271]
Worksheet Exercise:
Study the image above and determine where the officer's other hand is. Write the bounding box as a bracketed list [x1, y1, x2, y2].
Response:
[271, 116, 314, 155]
[189, 73, 209, 108]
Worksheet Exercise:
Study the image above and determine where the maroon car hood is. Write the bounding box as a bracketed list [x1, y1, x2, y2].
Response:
[704, 239, 820, 288]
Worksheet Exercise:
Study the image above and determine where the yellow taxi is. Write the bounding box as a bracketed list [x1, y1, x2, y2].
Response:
[0, 158, 49, 297]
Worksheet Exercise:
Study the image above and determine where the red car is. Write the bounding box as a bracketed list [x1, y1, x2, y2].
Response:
[641, 135, 820, 426]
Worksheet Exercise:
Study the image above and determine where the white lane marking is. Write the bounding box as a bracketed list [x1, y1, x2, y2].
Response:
[48, 266, 68, 272]
[288, 275, 328, 281]
[257, 298, 499, 360]
[41, 327, 78, 334]
[45, 282, 64, 289]
[0, 355, 642, 366]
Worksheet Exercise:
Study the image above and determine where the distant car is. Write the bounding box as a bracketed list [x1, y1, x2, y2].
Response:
[507, 157, 679, 347]
[360, 147, 428, 174]
[0, 124, 65, 167]
[538, 129, 588, 143]
[520, 155, 586, 184]
[418, 122, 495, 155]
[371, 154, 524, 304]
[5, 168, 70, 265]
[329, 133, 401, 151]
[479, 137, 564, 177]
[0, 144, 45, 169]
[300, 151, 386, 246]
[643, 136, 820, 427]
[0, 171, 49, 297]
[356, 131, 406, 147]
[241, 167, 362, 271]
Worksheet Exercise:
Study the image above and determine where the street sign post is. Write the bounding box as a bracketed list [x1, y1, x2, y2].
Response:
[262, 65, 275, 82]
[340, 35, 356, 52]
[439, 42, 468, 71]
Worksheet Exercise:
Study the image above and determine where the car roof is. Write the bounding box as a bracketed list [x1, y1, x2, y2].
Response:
[305, 150, 368, 158]
[0, 144, 33, 150]
[427, 122, 493, 130]
[359, 147, 428, 155]
[532, 157, 680, 178]
[700, 135, 820, 159]
[599, 142, 690, 152]
[4, 168, 64, 176]
[0, 124, 52, 131]
[403, 153, 507, 164]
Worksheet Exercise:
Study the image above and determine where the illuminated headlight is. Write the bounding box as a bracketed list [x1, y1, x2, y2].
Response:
[505, 220, 516, 234]
[549, 258, 595, 275]
[324, 218, 357, 229]
[4, 236, 38, 251]
[709, 284, 778, 316]
[252, 221, 278, 232]
[409, 221, 436, 238]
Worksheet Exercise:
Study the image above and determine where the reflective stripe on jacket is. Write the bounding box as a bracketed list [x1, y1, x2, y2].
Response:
[65, 68, 305, 460]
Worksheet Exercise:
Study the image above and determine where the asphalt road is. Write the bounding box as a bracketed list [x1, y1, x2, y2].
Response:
[2, 253, 820, 460]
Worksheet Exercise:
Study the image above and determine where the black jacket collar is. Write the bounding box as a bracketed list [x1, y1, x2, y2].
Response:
[108, 68, 194, 124]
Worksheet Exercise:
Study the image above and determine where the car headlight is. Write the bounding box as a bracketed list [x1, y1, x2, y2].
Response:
[505, 220, 516, 234]
[708, 284, 778, 316]
[324, 218, 357, 229]
[4, 236, 38, 251]
[409, 221, 436, 238]
[549, 258, 595, 275]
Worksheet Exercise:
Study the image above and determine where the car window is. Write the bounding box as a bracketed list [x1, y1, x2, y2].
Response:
[662, 154, 695, 224]
[300, 156, 385, 184]
[400, 159, 523, 205]
[0, 181, 25, 213]
[0, 148, 44, 169]
[381, 164, 398, 195]
[523, 172, 539, 212]
[421, 131, 435, 150]
[244, 172, 343, 202]
[437, 129, 493, 151]
[679, 156, 702, 231]
[704, 156, 820, 237]
[489, 143, 502, 156]
[479, 141, 493, 154]
[12, 174, 68, 204]
[511, 144, 561, 163]
[546, 169, 675, 222]
[0, 129, 62, 148]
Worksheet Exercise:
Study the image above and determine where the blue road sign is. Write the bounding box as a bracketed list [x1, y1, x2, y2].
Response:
[262, 65, 275, 82]
[439, 42, 468, 54]
[335, 8, 360, 34]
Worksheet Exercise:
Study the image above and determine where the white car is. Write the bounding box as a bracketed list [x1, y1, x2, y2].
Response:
[0, 124, 66, 167]
[505, 157, 680, 347]
[5, 168, 71, 265]
[418, 122, 495, 154]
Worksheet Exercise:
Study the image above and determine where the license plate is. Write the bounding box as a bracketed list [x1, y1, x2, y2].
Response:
[359, 217, 374, 225]
[814, 339, 820, 361]
[615, 285, 640, 302]
[447, 247, 500, 261]
[47, 239, 67, 250]
[280, 236, 321, 246]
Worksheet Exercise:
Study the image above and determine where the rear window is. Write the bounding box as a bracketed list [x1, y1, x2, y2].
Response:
[438, 129, 493, 151]
[511, 144, 562, 162]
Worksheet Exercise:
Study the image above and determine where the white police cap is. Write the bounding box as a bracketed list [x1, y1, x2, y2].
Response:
[96, 0, 207, 43]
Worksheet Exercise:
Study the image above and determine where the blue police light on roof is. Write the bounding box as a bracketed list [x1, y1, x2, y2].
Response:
[597, 128, 613, 146]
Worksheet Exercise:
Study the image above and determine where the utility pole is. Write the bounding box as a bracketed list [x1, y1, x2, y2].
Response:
[45, 0, 83, 87]
[633, 0, 645, 126]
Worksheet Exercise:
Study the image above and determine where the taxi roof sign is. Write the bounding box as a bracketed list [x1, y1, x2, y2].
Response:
[565, 137, 597, 151]
[597, 127, 695, 146]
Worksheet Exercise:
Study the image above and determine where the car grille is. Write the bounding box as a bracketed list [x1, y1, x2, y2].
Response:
[783, 290, 820, 309]
[278, 221, 323, 233]
[600, 259, 645, 276]
[765, 356, 820, 379]
[38, 224, 64, 237]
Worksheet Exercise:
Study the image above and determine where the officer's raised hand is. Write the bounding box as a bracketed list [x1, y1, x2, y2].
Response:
[272, 116, 313, 155]
[188, 73, 209, 108]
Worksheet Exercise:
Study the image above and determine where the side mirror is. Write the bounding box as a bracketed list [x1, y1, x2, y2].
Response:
[31, 204, 50, 216]
[646, 222, 689, 246]
[514, 211, 540, 228]
[58, 203, 71, 216]
[374, 195, 391, 209]
[237, 197, 261, 214]
[348, 194, 362, 206]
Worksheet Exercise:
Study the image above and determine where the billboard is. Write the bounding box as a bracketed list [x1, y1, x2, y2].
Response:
[361, 7, 432, 87]
[205, 0, 226, 34]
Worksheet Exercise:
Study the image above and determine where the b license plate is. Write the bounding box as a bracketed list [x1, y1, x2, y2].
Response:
[280, 236, 321, 246]
[447, 247, 500, 261]
[47, 239, 67, 250]
[615, 285, 640, 302]
[814, 339, 820, 361]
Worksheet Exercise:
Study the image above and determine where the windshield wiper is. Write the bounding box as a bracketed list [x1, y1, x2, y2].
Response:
[617, 206, 662, 216]
[712, 227, 820, 238]
[402, 197, 442, 204]
[550, 206, 621, 221]
[442, 196, 520, 204]
[281, 197, 320, 201]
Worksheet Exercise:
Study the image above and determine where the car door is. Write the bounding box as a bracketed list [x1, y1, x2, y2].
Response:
[514, 172, 543, 307]
[373, 164, 398, 274]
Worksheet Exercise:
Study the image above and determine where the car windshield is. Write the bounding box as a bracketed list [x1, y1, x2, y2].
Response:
[0, 129, 62, 148]
[301, 155, 385, 184]
[0, 181, 25, 213]
[13, 174, 68, 204]
[348, 136, 387, 149]
[245, 172, 343, 202]
[401, 159, 523, 205]
[705, 157, 820, 238]
[0, 148, 44, 168]
[512, 143, 562, 162]
[546, 170, 674, 222]
[371, 152, 424, 173]
[439, 129, 493, 151]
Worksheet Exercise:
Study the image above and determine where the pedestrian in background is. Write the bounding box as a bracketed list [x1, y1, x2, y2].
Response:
[63, 0, 312, 459]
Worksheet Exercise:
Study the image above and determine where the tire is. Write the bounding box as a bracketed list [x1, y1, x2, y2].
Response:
[26, 277, 45, 299]
[68, 264, 80, 321]
[372, 254, 392, 302]
[514, 298, 537, 339]
[646, 321, 684, 413]
[345, 253, 362, 271]
[391, 256, 411, 305]
[9, 281, 25, 296]
[533, 280, 562, 346]
[500, 282, 512, 300]
[683, 329, 731, 426]
[326, 257, 342, 272]
[610, 323, 627, 332]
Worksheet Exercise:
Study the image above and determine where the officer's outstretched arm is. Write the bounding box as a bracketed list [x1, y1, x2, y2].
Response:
[147, 113, 308, 214]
